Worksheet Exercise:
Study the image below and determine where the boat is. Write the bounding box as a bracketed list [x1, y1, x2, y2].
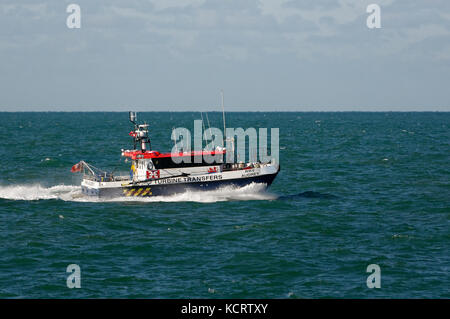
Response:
[72, 112, 280, 198]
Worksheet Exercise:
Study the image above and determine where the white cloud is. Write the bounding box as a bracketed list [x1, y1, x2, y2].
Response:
[0, 3, 50, 17]
[258, 0, 364, 25]
[258, 0, 396, 26]
[216, 45, 248, 61]
[148, 0, 206, 11]
[380, 24, 450, 56]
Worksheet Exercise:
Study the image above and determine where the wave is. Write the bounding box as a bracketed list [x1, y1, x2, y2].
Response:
[0, 184, 80, 201]
[277, 191, 338, 200]
[0, 183, 277, 203]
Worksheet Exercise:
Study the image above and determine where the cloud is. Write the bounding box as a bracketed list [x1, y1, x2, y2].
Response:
[0, 0, 449, 109]
[256, 0, 450, 60]
[1, 0, 449, 62]
[148, 0, 206, 11]
[258, 0, 370, 25]
[380, 24, 450, 58]
[0, 2, 56, 21]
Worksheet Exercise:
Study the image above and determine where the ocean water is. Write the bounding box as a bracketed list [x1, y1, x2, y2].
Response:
[0, 112, 448, 298]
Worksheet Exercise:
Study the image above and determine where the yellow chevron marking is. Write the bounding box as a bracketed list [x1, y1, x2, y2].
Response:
[126, 188, 136, 196]
[134, 188, 143, 196]
[142, 187, 152, 196]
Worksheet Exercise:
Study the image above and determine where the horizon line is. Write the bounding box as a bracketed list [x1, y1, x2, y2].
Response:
[0, 109, 449, 113]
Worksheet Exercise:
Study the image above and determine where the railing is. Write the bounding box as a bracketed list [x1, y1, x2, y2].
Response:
[81, 161, 118, 182]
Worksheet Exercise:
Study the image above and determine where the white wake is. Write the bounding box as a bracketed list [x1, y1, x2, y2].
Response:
[0, 184, 80, 201]
[0, 183, 277, 203]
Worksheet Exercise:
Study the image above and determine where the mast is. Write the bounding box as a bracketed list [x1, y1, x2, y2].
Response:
[129, 111, 151, 152]
[221, 90, 226, 147]
[205, 112, 212, 146]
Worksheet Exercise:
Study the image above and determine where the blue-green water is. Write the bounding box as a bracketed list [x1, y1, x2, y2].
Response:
[0, 112, 448, 298]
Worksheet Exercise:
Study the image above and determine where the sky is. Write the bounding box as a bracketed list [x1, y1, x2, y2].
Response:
[0, 0, 449, 111]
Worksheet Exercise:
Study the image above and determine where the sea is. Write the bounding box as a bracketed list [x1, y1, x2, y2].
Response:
[0, 112, 448, 298]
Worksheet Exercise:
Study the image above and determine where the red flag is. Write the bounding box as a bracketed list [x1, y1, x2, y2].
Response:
[71, 162, 82, 173]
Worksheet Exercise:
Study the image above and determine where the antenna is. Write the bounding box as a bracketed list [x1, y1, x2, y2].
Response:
[128, 111, 151, 151]
[221, 90, 226, 147]
[205, 112, 212, 146]
[172, 126, 178, 153]
[200, 112, 206, 136]
[129, 111, 137, 125]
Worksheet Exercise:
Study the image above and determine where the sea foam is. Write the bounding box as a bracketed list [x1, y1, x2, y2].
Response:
[0, 183, 276, 203]
[0, 184, 80, 201]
